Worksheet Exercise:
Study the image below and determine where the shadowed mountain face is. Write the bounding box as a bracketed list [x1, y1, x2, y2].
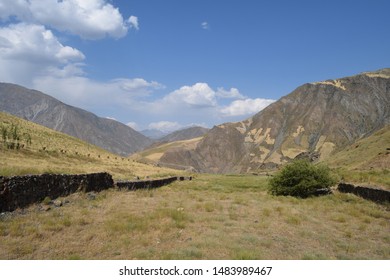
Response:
[160, 69, 390, 173]
[0, 83, 153, 156]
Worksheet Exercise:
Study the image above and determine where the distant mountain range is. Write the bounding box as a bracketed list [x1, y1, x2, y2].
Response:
[157, 69, 390, 173]
[140, 126, 209, 142]
[140, 129, 169, 140]
[157, 126, 209, 143]
[2, 68, 389, 172]
[0, 83, 153, 156]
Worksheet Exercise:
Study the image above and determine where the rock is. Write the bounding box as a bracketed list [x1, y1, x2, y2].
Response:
[294, 151, 320, 162]
[41, 205, 51, 211]
[53, 200, 63, 207]
[87, 192, 96, 200]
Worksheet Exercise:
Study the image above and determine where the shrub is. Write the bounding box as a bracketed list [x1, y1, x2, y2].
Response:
[269, 160, 336, 198]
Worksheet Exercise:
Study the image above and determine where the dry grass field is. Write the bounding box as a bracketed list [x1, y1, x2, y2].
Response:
[1, 175, 389, 260]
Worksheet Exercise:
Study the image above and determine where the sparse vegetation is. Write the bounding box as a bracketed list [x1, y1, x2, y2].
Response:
[1, 123, 32, 150]
[0, 175, 389, 260]
[269, 160, 336, 198]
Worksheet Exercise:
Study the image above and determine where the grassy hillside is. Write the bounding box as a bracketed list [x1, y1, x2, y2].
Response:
[325, 126, 390, 189]
[0, 174, 388, 259]
[131, 137, 202, 167]
[0, 112, 180, 179]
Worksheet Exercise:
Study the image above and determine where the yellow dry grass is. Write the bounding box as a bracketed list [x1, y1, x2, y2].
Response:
[325, 126, 390, 189]
[0, 175, 389, 260]
[0, 112, 181, 179]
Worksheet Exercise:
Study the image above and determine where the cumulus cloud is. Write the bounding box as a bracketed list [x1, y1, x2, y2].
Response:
[0, 23, 85, 85]
[220, 98, 275, 117]
[216, 87, 245, 99]
[148, 121, 182, 133]
[201, 22, 209, 30]
[163, 83, 218, 108]
[0, 23, 85, 63]
[0, 0, 133, 39]
[128, 15, 139, 30]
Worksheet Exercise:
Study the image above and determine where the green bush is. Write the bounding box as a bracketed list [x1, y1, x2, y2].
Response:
[269, 160, 336, 198]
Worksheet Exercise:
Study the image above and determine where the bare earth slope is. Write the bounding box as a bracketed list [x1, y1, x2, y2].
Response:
[160, 69, 390, 173]
[0, 83, 153, 156]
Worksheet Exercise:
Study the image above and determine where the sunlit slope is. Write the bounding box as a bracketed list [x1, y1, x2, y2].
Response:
[0, 112, 180, 179]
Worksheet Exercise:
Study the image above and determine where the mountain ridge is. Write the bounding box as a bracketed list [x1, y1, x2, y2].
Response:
[0, 83, 153, 156]
[159, 69, 390, 173]
[157, 126, 209, 143]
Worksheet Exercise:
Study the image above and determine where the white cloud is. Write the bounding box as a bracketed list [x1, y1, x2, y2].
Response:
[220, 98, 275, 117]
[0, 23, 85, 85]
[0, 0, 133, 39]
[148, 121, 182, 133]
[0, 23, 85, 63]
[201, 22, 209, 30]
[216, 87, 245, 99]
[113, 78, 164, 95]
[163, 83, 217, 108]
[105, 117, 117, 121]
[128, 15, 139, 30]
[33, 76, 165, 109]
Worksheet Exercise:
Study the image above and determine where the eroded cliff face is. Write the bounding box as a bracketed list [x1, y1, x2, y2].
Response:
[160, 69, 390, 173]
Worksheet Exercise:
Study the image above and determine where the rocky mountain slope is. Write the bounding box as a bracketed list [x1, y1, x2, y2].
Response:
[0, 83, 153, 156]
[160, 69, 390, 173]
[158, 126, 209, 143]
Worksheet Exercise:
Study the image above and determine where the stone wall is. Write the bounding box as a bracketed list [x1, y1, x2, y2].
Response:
[0, 172, 114, 212]
[116, 176, 192, 191]
[0, 173, 192, 212]
[338, 183, 390, 203]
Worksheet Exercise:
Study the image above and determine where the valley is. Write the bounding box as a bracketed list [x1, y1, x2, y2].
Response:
[0, 69, 389, 260]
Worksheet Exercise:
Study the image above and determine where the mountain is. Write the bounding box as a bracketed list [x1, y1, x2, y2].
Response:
[158, 126, 209, 143]
[141, 126, 209, 142]
[159, 69, 390, 173]
[0, 83, 153, 156]
[132, 126, 209, 170]
[140, 129, 169, 140]
[131, 137, 204, 171]
[0, 111, 176, 179]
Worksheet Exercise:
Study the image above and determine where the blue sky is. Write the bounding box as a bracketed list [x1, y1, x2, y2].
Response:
[0, 0, 389, 132]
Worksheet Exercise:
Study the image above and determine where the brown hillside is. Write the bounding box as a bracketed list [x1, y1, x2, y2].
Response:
[160, 69, 390, 173]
